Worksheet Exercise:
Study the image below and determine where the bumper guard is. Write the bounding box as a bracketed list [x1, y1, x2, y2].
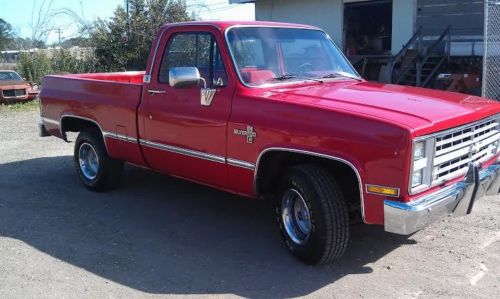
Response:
[384, 163, 499, 235]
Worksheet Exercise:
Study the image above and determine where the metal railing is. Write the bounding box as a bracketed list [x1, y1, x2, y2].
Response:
[420, 26, 452, 87]
[385, 26, 423, 83]
[390, 26, 451, 87]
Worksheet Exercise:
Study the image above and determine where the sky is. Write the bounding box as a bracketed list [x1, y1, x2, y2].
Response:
[0, 0, 255, 45]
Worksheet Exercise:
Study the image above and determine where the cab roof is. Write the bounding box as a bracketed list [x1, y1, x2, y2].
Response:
[160, 21, 320, 32]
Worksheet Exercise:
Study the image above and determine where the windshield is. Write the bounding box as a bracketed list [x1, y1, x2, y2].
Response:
[0, 71, 23, 81]
[226, 27, 359, 87]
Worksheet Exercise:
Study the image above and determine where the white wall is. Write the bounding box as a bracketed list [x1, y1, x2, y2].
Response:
[391, 0, 417, 55]
[255, 0, 344, 47]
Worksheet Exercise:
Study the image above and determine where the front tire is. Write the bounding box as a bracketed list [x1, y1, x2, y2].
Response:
[74, 128, 123, 191]
[275, 164, 349, 265]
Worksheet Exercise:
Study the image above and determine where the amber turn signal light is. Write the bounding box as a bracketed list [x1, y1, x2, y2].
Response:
[366, 184, 400, 197]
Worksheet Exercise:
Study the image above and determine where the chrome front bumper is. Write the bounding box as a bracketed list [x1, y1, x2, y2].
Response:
[384, 163, 499, 235]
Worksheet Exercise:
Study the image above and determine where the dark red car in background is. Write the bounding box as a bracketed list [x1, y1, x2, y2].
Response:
[0, 70, 39, 104]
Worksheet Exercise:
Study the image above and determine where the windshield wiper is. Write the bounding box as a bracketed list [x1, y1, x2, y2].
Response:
[271, 74, 324, 83]
[321, 71, 362, 81]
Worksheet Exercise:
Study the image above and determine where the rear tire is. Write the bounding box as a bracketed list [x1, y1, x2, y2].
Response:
[74, 128, 123, 191]
[275, 164, 349, 265]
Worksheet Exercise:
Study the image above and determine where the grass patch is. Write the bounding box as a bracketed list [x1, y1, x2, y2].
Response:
[0, 99, 40, 113]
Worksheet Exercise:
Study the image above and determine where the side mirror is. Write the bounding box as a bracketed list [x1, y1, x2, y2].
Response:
[168, 66, 217, 107]
[169, 67, 200, 88]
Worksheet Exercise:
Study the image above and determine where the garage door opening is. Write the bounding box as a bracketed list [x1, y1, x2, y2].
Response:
[344, 0, 393, 56]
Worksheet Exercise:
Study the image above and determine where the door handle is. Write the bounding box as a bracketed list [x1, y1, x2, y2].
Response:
[147, 89, 166, 95]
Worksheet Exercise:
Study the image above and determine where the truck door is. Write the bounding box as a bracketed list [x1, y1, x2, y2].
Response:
[138, 28, 234, 188]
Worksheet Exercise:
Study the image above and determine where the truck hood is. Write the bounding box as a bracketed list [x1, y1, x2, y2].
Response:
[270, 81, 500, 135]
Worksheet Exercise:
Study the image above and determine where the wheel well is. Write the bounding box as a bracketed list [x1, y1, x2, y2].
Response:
[256, 151, 362, 217]
[60, 117, 101, 140]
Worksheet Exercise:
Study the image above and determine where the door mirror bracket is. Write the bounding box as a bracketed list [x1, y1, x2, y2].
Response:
[199, 77, 216, 107]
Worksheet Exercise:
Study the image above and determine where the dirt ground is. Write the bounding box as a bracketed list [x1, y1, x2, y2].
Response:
[0, 108, 499, 298]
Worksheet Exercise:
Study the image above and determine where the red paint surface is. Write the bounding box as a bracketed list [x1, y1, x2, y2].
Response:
[40, 21, 500, 225]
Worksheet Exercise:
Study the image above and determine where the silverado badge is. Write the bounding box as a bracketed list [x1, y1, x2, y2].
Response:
[234, 125, 257, 143]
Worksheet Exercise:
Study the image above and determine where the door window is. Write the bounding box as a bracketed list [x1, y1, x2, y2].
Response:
[158, 32, 228, 87]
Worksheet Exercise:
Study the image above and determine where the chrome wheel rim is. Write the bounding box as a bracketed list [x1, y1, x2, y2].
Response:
[78, 143, 99, 180]
[281, 189, 312, 245]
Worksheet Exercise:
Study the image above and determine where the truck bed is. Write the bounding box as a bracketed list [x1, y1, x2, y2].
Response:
[40, 71, 146, 166]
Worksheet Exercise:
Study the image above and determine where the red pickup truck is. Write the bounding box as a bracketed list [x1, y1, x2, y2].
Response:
[39, 21, 499, 265]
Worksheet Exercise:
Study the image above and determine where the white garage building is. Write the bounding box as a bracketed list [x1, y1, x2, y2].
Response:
[230, 0, 487, 93]
[230, 0, 484, 56]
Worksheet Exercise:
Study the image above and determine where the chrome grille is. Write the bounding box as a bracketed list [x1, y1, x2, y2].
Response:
[432, 117, 499, 183]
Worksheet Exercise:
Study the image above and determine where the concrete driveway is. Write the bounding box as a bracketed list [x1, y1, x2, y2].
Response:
[0, 109, 499, 298]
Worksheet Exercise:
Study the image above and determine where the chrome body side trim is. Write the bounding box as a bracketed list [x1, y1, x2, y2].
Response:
[42, 117, 60, 126]
[140, 139, 257, 170]
[102, 131, 136, 143]
[56, 117, 253, 170]
[227, 158, 256, 170]
[254, 147, 365, 221]
[385, 163, 499, 235]
[54, 115, 254, 171]
[140, 139, 226, 164]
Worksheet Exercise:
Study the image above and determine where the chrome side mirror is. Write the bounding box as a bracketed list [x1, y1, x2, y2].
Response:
[168, 66, 216, 107]
[169, 67, 201, 88]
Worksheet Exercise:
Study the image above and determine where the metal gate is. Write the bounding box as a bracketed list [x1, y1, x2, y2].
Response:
[483, 0, 500, 100]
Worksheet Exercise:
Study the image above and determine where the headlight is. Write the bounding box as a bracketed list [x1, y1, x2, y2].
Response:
[410, 138, 435, 192]
[413, 142, 425, 160]
[411, 169, 423, 186]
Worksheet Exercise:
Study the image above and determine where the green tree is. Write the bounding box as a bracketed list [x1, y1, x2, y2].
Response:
[90, 0, 193, 71]
[50, 49, 100, 74]
[0, 18, 13, 51]
[17, 50, 100, 84]
[17, 52, 52, 84]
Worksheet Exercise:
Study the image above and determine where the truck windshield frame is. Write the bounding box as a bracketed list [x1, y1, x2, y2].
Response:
[225, 26, 360, 88]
